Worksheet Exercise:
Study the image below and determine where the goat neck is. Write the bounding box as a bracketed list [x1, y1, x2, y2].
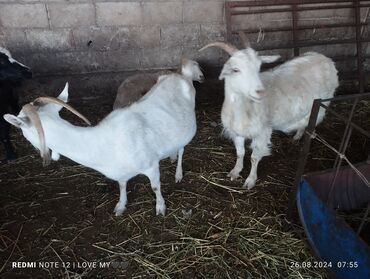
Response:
[39, 115, 104, 169]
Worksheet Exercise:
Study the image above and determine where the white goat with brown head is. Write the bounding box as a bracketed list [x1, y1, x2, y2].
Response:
[4, 75, 198, 216]
[200, 39, 338, 189]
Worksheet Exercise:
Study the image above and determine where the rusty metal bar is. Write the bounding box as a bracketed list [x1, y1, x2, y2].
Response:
[334, 97, 359, 169]
[357, 202, 370, 235]
[356, 106, 370, 234]
[226, 2, 233, 42]
[354, 0, 365, 93]
[332, 55, 370, 61]
[230, 4, 370, 10]
[321, 92, 370, 102]
[257, 55, 370, 65]
[327, 126, 353, 206]
[319, 103, 370, 139]
[292, 3, 299, 56]
[229, 0, 359, 8]
[230, 4, 370, 15]
[232, 22, 367, 35]
[254, 37, 370, 51]
[287, 99, 322, 223]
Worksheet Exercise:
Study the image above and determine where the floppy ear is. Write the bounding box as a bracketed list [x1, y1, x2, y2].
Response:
[260, 55, 281, 64]
[219, 62, 239, 80]
[3, 114, 28, 128]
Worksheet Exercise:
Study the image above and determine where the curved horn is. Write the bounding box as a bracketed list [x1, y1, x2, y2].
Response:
[199, 42, 238, 56]
[33, 97, 91, 126]
[238, 31, 251, 48]
[22, 104, 51, 166]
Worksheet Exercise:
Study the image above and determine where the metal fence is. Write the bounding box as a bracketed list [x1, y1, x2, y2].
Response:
[226, 0, 370, 92]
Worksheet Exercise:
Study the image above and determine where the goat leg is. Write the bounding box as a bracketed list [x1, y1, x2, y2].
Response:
[175, 147, 184, 182]
[145, 163, 166, 216]
[228, 136, 245, 181]
[243, 133, 271, 189]
[114, 180, 128, 216]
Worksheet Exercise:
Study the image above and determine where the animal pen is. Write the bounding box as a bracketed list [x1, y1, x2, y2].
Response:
[293, 93, 370, 279]
[226, 2, 370, 277]
[1, 0, 370, 278]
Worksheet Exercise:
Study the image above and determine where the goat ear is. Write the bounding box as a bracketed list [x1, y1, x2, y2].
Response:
[260, 55, 281, 64]
[3, 114, 28, 128]
[57, 82, 69, 102]
[46, 82, 69, 114]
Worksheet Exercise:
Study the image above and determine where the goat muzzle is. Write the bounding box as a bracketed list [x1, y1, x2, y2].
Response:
[256, 89, 267, 97]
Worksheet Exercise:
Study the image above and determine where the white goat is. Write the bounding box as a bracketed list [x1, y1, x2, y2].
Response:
[113, 59, 204, 109]
[4, 73, 199, 216]
[200, 41, 338, 189]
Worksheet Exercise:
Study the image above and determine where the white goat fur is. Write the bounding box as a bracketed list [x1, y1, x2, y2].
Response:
[218, 49, 338, 189]
[113, 59, 204, 109]
[4, 74, 198, 216]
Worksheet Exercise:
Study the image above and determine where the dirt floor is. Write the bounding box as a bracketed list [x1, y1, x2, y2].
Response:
[1, 73, 369, 278]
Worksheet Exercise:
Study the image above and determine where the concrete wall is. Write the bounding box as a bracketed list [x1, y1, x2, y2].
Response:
[0, 0, 227, 75]
[0, 0, 369, 75]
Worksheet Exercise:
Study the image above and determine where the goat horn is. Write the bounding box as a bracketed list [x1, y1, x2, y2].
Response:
[22, 104, 51, 166]
[199, 42, 238, 56]
[238, 31, 251, 48]
[33, 97, 91, 126]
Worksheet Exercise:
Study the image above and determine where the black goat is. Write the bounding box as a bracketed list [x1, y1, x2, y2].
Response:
[0, 48, 32, 162]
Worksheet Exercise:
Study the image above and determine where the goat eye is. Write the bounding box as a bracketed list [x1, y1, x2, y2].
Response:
[232, 68, 240, 73]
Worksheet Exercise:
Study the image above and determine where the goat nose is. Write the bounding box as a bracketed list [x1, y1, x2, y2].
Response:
[256, 89, 266, 97]
[199, 75, 205, 83]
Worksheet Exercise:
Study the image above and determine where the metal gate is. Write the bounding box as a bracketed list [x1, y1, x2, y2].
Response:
[226, 0, 370, 92]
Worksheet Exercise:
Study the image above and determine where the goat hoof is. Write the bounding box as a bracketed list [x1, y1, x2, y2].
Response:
[293, 130, 304, 141]
[175, 172, 183, 183]
[114, 203, 126, 216]
[227, 170, 240, 181]
[115, 211, 124, 216]
[156, 204, 166, 216]
[243, 178, 256, 190]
